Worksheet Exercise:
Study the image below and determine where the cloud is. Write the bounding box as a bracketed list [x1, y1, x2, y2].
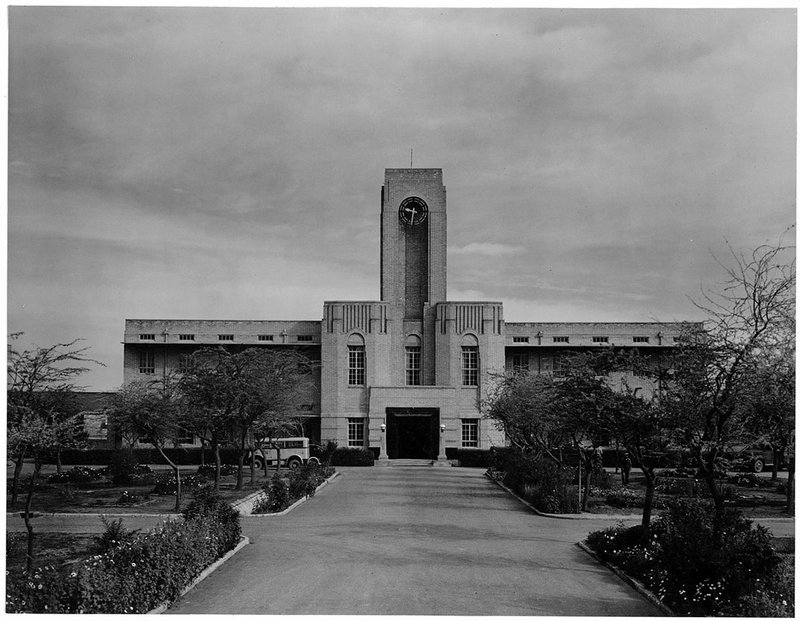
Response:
[449, 242, 525, 257]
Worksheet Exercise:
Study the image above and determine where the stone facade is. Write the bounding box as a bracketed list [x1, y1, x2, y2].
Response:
[122, 168, 687, 459]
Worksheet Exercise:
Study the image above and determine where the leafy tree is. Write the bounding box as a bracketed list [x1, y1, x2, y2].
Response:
[109, 377, 186, 510]
[664, 238, 795, 534]
[481, 371, 567, 462]
[178, 347, 314, 490]
[6, 334, 102, 569]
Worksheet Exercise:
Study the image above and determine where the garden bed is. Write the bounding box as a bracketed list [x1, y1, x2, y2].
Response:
[7, 465, 288, 515]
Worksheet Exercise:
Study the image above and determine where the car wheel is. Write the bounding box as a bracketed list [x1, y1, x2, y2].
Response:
[307, 457, 320, 466]
[753, 459, 765, 473]
[287, 457, 302, 470]
[252, 457, 265, 471]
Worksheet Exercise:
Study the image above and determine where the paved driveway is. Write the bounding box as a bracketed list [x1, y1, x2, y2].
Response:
[167, 466, 659, 615]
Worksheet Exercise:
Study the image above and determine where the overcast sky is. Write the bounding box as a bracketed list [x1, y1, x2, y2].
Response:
[8, 7, 796, 390]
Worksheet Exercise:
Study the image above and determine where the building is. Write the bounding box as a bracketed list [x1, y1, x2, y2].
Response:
[123, 168, 685, 460]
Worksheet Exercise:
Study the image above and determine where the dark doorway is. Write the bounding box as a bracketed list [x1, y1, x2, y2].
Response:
[386, 408, 439, 459]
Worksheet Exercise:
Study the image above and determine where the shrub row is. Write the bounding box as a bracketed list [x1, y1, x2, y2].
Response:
[51, 448, 245, 467]
[490, 448, 579, 514]
[6, 489, 242, 613]
[586, 498, 792, 616]
[445, 448, 494, 468]
[330, 447, 374, 466]
[252, 463, 336, 514]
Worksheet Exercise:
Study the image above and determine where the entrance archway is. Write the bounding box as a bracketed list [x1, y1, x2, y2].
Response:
[385, 408, 439, 459]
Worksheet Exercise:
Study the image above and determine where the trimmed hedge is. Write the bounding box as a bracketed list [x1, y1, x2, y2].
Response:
[330, 447, 374, 466]
[445, 448, 493, 468]
[6, 489, 241, 613]
[50, 448, 243, 467]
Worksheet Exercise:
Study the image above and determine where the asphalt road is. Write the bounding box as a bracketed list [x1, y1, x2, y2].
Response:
[166, 466, 660, 616]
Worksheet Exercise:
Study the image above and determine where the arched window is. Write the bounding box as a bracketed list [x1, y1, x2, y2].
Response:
[405, 334, 422, 386]
[347, 333, 365, 386]
[461, 334, 479, 386]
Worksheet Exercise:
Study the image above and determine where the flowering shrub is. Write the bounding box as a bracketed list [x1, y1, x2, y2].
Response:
[196, 464, 238, 478]
[655, 477, 696, 496]
[253, 475, 290, 513]
[90, 516, 140, 554]
[151, 473, 207, 495]
[726, 473, 771, 488]
[6, 490, 241, 613]
[48, 466, 104, 485]
[116, 490, 143, 505]
[603, 487, 644, 508]
[586, 499, 790, 616]
[252, 464, 336, 514]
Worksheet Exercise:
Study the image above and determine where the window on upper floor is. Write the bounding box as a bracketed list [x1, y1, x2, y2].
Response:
[633, 336, 649, 343]
[553, 336, 569, 343]
[592, 336, 609, 343]
[405, 346, 421, 386]
[297, 335, 313, 342]
[348, 346, 365, 386]
[258, 335, 273, 341]
[179, 334, 194, 341]
[512, 336, 529, 343]
[139, 334, 155, 341]
[461, 346, 479, 386]
[218, 334, 234, 341]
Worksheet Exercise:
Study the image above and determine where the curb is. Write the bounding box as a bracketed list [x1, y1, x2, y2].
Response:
[485, 473, 640, 521]
[147, 535, 250, 614]
[239, 471, 341, 517]
[8, 511, 178, 519]
[576, 541, 674, 616]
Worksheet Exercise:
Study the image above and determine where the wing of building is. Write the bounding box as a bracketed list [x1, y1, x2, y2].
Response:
[123, 168, 689, 460]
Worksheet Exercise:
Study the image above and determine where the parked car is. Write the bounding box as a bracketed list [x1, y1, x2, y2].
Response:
[248, 437, 320, 470]
[725, 443, 783, 473]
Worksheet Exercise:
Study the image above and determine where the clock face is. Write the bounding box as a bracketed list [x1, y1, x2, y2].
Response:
[399, 197, 429, 226]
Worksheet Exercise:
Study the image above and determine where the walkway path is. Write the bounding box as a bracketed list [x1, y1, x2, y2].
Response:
[166, 467, 659, 615]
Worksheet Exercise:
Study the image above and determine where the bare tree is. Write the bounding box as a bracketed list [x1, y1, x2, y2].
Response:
[6, 334, 102, 569]
[665, 237, 795, 535]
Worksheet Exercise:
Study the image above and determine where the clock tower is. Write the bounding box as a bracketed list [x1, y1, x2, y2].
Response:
[380, 168, 447, 315]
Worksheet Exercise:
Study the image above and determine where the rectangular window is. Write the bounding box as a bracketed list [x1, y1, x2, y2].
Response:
[592, 336, 609, 343]
[218, 334, 234, 341]
[553, 336, 569, 343]
[510, 353, 529, 373]
[348, 346, 365, 386]
[258, 335, 274, 341]
[348, 418, 365, 447]
[138, 351, 155, 374]
[633, 336, 649, 343]
[139, 334, 155, 341]
[512, 336, 529, 343]
[461, 346, 479, 386]
[178, 334, 194, 341]
[405, 346, 421, 385]
[297, 335, 313, 342]
[461, 419, 479, 448]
